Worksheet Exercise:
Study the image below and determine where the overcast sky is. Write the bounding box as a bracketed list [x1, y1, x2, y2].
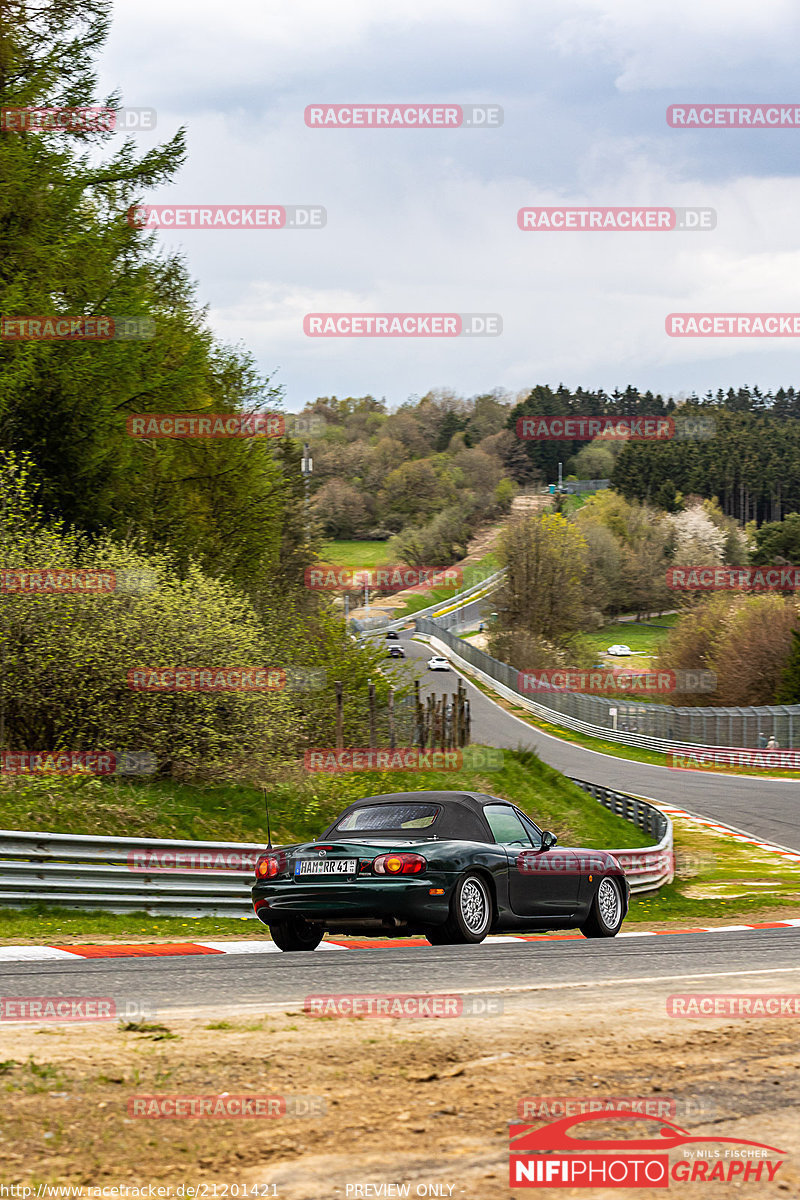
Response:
[98, 0, 800, 411]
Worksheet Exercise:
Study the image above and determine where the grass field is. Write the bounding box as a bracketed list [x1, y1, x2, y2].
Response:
[581, 614, 680, 664]
[316, 545, 499, 618]
[627, 819, 800, 924]
[319, 540, 394, 567]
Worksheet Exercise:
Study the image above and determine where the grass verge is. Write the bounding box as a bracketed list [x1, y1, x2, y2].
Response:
[0, 748, 650, 848]
[627, 808, 800, 924]
[394, 551, 500, 618]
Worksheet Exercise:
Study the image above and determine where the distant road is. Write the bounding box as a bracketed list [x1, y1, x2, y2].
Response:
[387, 631, 800, 851]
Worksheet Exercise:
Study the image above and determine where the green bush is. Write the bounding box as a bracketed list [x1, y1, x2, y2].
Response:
[1, 454, 299, 777]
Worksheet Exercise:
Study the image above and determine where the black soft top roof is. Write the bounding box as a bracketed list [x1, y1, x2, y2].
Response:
[321, 790, 512, 842]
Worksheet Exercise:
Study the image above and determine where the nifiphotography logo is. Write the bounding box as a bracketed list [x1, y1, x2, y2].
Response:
[509, 1111, 787, 1187]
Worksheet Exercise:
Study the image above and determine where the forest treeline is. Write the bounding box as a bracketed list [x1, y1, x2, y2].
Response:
[305, 384, 800, 556]
[490, 492, 800, 707]
[0, 0, 388, 777]
[510, 386, 800, 525]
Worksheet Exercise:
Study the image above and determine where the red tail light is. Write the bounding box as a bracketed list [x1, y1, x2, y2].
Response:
[255, 851, 286, 879]
[372, 852, 426, 876]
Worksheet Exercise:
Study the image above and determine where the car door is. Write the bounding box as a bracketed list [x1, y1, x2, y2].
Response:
[482, 803, 540, 917]
[482, 804, 579, 917]
[515, 809, 581, 916]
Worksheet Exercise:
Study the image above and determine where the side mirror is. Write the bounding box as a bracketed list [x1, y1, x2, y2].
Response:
[541, 830, 558, 850]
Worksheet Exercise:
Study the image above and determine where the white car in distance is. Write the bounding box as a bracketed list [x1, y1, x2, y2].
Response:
[427, 655, 451, 671]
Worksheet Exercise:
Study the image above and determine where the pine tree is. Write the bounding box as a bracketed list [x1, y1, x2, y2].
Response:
[0, 1, 310, 599]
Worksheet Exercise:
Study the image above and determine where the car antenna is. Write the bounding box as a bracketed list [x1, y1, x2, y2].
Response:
[263, 788, 272, 849]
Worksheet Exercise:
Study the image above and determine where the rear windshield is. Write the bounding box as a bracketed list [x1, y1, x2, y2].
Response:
[333, 803, 441, 832]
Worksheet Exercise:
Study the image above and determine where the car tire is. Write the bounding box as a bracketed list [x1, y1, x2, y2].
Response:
[269, 918, 324, 952]
[426, 873, 492, 945]
[579, 876, 624, 938]
[423, 927, 452, 945]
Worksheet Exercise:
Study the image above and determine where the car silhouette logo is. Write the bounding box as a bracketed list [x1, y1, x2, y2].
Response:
[509, 1111, 786, 1155]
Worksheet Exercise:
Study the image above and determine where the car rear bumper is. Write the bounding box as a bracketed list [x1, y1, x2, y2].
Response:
[252, 877, 451, 928]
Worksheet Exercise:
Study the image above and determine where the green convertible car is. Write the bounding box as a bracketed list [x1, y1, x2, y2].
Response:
[252, 790, 630, 951]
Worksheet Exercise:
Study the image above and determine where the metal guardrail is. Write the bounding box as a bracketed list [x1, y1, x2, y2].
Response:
[353, 570, 504, 636]
[0, 831, 262, 917]
[569, 779, 673, 892]
[0, 783, 672, 915]
[416, 621, 800, 752]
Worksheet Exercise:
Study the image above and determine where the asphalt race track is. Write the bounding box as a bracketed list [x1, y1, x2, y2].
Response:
[386, 631, 800, 852]
[3, 627, 796, 1032]
[2, 927, 798, 1015]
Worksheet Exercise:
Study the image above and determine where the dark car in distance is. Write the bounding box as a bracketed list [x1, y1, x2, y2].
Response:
[385, 630, 399, 640]
[252, 791, 630, 951]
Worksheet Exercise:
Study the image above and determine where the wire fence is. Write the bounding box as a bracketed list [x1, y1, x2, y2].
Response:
[556, 479, 610, 494]
[416, 618, 800, 749]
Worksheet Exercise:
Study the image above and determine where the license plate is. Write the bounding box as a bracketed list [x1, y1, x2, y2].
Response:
[295, 859, 357, 876]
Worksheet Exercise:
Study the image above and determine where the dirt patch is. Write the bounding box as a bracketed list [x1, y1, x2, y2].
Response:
[1, 985, 798, 1196]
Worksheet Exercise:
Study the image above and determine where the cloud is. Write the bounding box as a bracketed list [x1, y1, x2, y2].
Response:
[97, 0, 800, 406]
